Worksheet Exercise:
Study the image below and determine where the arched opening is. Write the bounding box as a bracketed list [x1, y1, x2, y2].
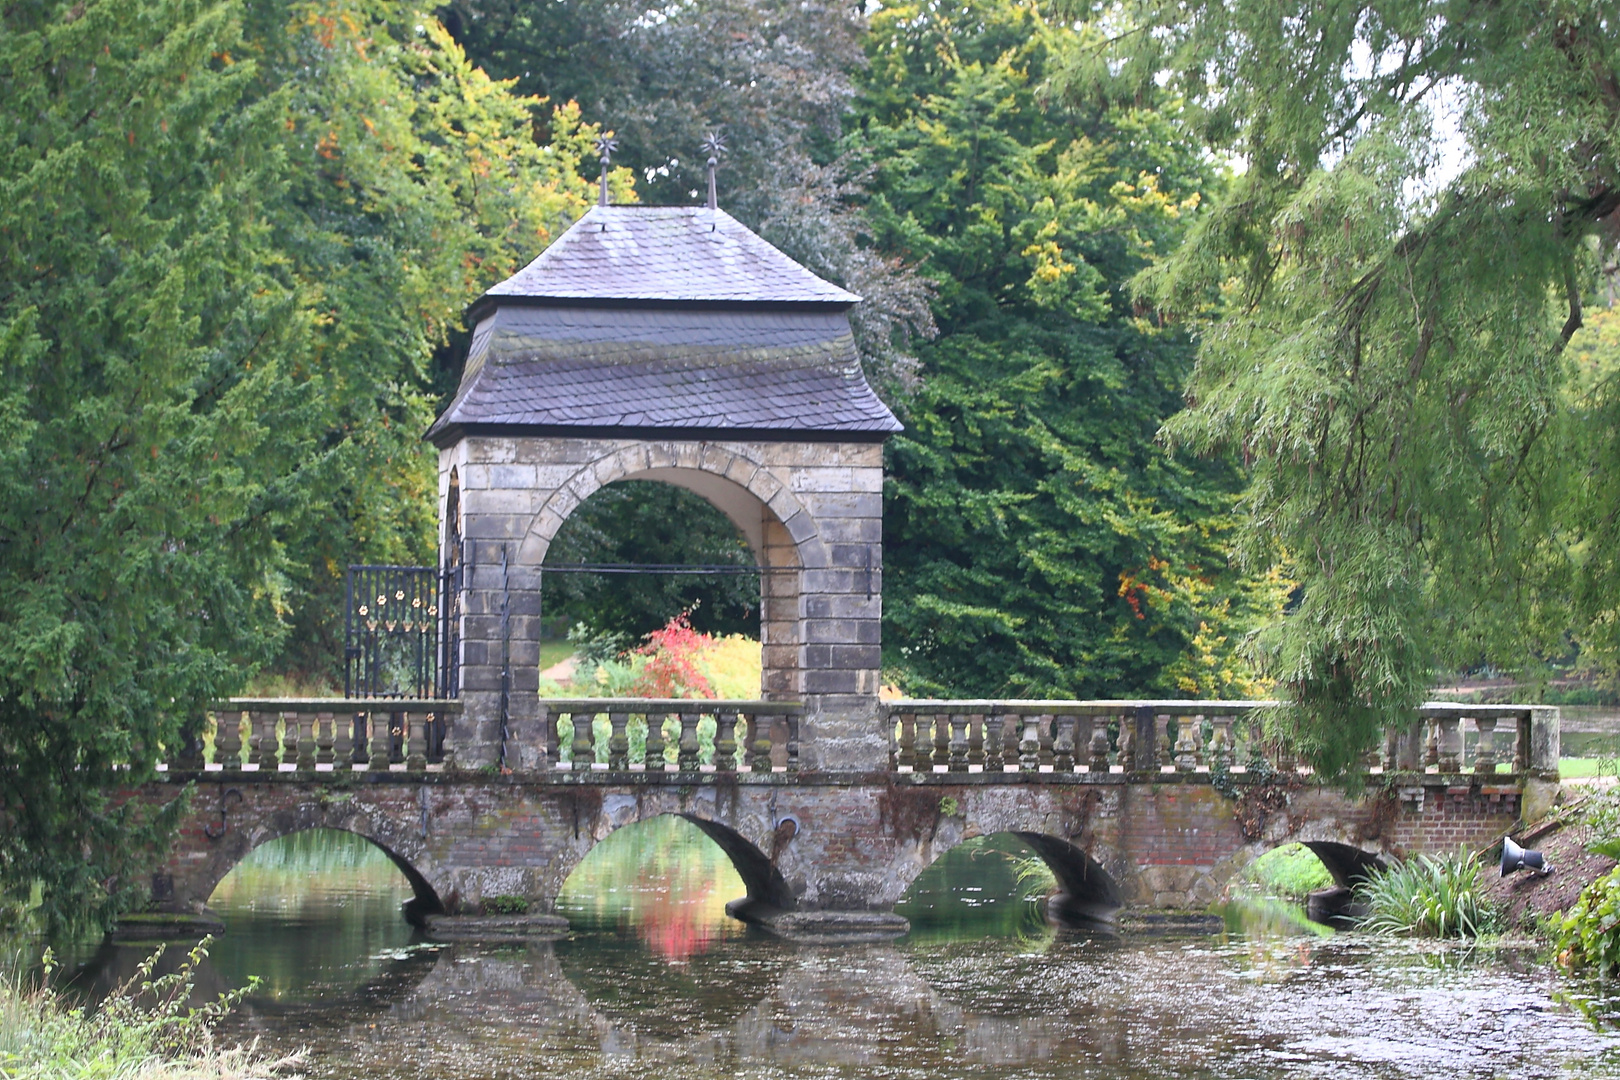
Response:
[540, 480, 763, 697]
[897, 832, 1122, 940]
[1227, 841, 1386, 929]
[556, 814, 783, 961]
[203, 829, 440, 1001]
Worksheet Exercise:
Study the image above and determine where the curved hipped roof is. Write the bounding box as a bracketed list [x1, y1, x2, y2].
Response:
[470, 205, 861, 316]
[429, 204, 899, 445]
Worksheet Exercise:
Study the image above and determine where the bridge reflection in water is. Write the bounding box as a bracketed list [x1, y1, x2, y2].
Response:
[64, 826, 1620, 1080]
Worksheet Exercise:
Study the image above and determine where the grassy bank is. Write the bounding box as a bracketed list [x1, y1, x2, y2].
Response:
[0, 944, 293, 1080]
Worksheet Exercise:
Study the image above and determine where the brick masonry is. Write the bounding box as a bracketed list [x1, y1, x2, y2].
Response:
[138, 771, 1527, 920]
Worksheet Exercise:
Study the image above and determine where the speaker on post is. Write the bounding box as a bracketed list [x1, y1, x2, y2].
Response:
[1501, 836, 1552, 877]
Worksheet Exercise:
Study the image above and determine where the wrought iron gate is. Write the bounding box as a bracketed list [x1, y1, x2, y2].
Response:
[344, 564, 455, 698]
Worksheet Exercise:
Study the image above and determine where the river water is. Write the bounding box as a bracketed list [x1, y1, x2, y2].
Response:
[63, 822, 1620, 1080]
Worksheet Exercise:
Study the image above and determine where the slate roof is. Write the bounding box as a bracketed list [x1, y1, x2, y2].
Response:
[429, 205, 900, 444]
[481, 205, 861, 308]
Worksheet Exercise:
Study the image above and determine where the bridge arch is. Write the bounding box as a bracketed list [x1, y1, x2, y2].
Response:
[186, 811, 445, 923]
[895, 829, 1124, 928]
[555, 807, 795, 922]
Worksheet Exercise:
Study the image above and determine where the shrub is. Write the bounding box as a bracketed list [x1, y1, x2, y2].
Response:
[1355, 851, 1496, 937]
[629, 612, 715, 698]
[0, 941, 291, 1079]
[1555, 867, 1620, 974]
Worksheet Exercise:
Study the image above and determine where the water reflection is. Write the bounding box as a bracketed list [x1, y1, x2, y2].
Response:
[556, 815, 747, 961]
[56, 826, 1620, 1079]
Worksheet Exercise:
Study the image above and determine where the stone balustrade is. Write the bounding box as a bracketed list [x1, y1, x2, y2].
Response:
[536, 700, 805, 773]
[171, 699, 461, 773]
[884, 700, 1557, 778]
[163, 697, 1555, 780]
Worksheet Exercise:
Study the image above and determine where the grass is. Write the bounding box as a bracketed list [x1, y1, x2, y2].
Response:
[537, 641, 575, 672]
[1241, 843, 1336, 900]
[1355, 850, 1497, 938]
[0, 943, 295, 1080]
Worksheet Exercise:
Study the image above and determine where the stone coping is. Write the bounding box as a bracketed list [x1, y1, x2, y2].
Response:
[148, 768, 1548, 787]
[216, 698, 463, 712]
[885, 698, 1543, 717]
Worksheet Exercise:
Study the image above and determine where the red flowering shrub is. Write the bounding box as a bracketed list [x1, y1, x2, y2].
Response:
[628, 611, 715, 698]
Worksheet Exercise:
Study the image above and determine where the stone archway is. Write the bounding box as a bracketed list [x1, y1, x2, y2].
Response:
[442, 435, 886, 771]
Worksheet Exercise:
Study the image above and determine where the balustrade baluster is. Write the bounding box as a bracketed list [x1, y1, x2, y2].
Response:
[316, 710, 336, 768]
[897, 713, 916, 771]
[1424, 718, 1441, 770]
[280, 710, 299, 770]
[571, 711, 595, 771]
[1394, 719, 1423, 772]
[539, 705, 558, 768]
[438, 715, 456, 771]
[1209, 716, 1232, 772]
[967, 714, 986, 771]
[716, 710, 738, 772]
[1037, 714, 1055, 770]
[931, 713, 950, 771]
[250, 712, 277, 770]
[1245, 717, 1267, 772]
[747, 712, 771, 772]
[1174, 714, 1200, 771]
[1156, 714, 1174, 770]
[1117, 720, 1135, 772]
[373, 711, 394, 768]
[331, 710, 354, 768]
[1019, 714, 1041, 771]
[1380, 726, 1398, 772]
[1089, 717, 1111, 772]
[786, 713, 801, 772]
[1437, 716, 1462, 772]
[948, 713, 969, 772]
[1514, 714, 1531, 772]
[406, 712, 428, 771]
[678, 712, 700, 771]
[608, 710, 629, 770]
[983, 714, 1005, 771]
[1474, 717, 1499, 774]
[1052, 715, 1076, 772]
[215, 710, 243, 771]
[646, 711, 668, 771]
[913, 713, 934, 771]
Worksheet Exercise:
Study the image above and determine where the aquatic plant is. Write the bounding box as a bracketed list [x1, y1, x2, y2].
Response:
[1354, 851, 1497, 938]
[0, 942, 293, 1080]
[1555, 867, 1620, 975]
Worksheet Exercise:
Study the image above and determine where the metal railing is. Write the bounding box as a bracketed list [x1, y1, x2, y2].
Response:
[883, 700, 1553, 777]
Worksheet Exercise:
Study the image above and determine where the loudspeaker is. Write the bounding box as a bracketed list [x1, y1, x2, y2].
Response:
[1501, 836, 1552, 877]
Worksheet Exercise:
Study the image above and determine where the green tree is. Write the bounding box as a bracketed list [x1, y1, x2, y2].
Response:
[0, 0, 314, 934]
[858, 0, 1284, 698]
[1067, 2, 1620, 771]
[250, 2, 621, 680]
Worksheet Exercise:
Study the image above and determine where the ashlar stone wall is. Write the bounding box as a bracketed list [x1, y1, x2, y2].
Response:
[438, 436, 886, 771]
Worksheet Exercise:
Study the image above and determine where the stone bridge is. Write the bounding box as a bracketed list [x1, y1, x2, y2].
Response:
[127, 696, 1560, 942]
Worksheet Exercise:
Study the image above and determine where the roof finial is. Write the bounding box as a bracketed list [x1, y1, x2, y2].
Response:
[595, 132, 618, 207]
[701, 131, 726, 211]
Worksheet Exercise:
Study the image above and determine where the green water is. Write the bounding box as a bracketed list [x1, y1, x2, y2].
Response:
[59, 823, 1620, 1079]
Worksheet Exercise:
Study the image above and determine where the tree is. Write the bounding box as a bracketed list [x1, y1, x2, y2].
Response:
[0, 0, 619, 933]
[1066, 2, 1620, 771]
[0, 0, 315, 934]
[856, 0, 1285, 698]
[246, 1, 620, 680]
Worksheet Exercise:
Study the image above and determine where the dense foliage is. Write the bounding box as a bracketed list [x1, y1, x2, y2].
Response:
[857, 0, 1285, 697]
[0, 0, 614, 934]
[1067, 1, 1620, 771]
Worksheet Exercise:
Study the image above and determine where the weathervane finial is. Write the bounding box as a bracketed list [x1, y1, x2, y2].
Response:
[701, 131, 726, 211]
[595, 132, 619, 207]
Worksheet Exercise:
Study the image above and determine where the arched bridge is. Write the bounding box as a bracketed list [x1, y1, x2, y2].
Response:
[129, 696, 1560, 942]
